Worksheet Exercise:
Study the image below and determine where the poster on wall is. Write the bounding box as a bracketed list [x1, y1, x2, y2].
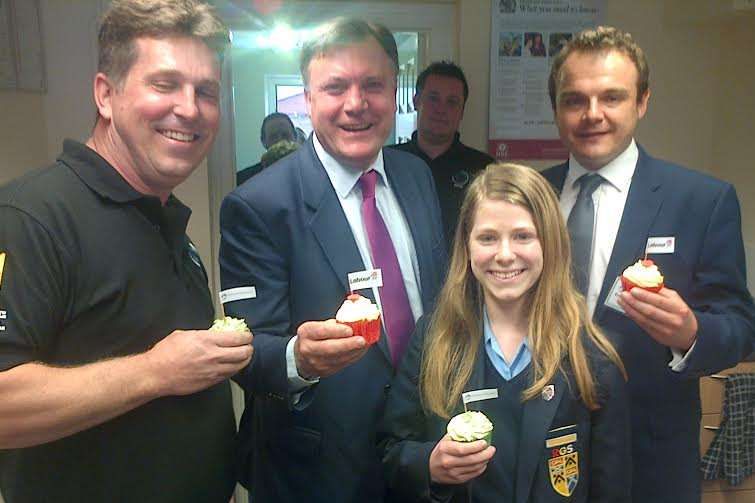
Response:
[489, 0, 603, 160]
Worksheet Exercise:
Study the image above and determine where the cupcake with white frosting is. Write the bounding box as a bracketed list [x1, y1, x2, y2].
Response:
[621, 259, 664, 293]
[335, 294, 381, 345]
[447, 411, 494, 445]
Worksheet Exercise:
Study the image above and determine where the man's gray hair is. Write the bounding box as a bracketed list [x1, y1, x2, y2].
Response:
[299, 18, 399, 87]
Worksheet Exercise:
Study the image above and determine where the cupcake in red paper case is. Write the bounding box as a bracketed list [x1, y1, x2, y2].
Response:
[447, 411, 494, 446]
[621, 259, 664, 293]
[335, 294, 381, 345]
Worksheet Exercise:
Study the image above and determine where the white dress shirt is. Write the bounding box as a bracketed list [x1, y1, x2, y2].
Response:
[559, 140, 638, 316]
[313, 133, 423, 321]
[287, 135, 424, 389]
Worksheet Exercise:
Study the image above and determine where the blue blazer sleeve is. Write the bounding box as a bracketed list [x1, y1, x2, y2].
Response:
[683, 184, 755, 376]
[219, 189, 292, 399]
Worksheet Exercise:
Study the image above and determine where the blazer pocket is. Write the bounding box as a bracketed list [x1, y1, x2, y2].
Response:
[275, 425, 322, 459]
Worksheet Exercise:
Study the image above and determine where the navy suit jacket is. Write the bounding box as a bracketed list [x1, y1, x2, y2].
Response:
[219, 139, 447, 503]
[378, 317, 631, 503]
[542, 146, 755, 502]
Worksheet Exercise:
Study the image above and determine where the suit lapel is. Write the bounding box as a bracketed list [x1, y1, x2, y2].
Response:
[515, 371, 567, 503]
[384, 155, 435, 313]
[544, 162, 568, 195]
[595, 149, 664, 318]
[301, 142, 393, 363]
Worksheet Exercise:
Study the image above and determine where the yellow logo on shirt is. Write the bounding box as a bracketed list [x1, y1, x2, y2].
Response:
[0, 252, 6, 287]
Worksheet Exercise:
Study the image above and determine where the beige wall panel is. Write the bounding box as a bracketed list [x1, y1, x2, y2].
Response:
[0, 92, 50, 186]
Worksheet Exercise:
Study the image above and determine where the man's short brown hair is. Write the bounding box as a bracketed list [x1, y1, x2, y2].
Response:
[548, 26, 649, 109]
[98, 0, 229, 87]
[299, 18, 399, 87]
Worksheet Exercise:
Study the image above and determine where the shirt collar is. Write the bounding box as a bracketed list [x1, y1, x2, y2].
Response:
[482, 306, 530, 355]
[312, 131, 387, 198]
[409, 130, 462, 159]
[565, 139, 638, 193]
[60, 140, 146, 203]
[60, 139, 183, 210]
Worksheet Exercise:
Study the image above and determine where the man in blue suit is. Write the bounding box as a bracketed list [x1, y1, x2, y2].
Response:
[542, 26, 755, 502]
[219, 18, 446, 503]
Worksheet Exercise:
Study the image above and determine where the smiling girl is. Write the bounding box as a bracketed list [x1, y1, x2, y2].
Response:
[379, 163, 630, 502]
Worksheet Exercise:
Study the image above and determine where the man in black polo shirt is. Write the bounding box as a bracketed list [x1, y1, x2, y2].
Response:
[391, 61, 494, 248]
[0, 1, 252, 502]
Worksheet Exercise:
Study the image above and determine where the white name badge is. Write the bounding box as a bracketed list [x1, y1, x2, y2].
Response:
[0, 310, 6, 319]
[462, 388, 499, 405]
[348, 269, 383, 291]
[603, 276, 626, 314]
[646, 236, 675, 254]
[219, 286, 257, 304]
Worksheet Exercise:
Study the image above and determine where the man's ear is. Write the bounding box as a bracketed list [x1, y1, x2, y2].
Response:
[93, 72, 116, 121]
[637, 88, 651, 119]
[304, 88, 312, 117]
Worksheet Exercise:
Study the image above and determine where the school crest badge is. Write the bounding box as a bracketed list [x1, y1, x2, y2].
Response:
[547, 434, 579, 497]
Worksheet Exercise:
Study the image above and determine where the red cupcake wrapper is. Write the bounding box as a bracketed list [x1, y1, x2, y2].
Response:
[337, 316, 381, 345]
[621, 275, 663, 293]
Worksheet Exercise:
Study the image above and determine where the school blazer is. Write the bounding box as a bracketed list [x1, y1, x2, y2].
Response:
[378, 317, 632, 503]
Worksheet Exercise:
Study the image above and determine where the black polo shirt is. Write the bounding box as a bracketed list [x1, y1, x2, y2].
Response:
[390, 132, 494, 250]
[0, 140, 236, 502]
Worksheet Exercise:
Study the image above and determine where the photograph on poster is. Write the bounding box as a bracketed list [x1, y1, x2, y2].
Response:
[524, 32, 546, 57]
[548, 32, 573, 57]
[499, 31, 522, 57]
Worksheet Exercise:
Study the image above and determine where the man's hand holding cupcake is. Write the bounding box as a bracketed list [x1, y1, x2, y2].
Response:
[618, 260, 698, 351]
[294, 320, 368, 379]
[294, 295, 379, 379]
[145, 317, 253, 397]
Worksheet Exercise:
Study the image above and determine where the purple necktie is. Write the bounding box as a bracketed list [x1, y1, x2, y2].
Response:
[359, 170, 415, 366]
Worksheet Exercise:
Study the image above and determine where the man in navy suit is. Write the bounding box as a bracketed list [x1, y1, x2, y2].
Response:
[219, 18, 446, 503]
[542, 26, 755, 502]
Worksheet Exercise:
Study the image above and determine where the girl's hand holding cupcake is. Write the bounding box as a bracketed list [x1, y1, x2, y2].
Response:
[429, 433, 496, 485]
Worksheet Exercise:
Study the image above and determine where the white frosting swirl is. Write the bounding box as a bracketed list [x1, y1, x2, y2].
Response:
[447, 411, 493, 442]
[210, 316, 249, 332]
[623, 260, 664, 288]
[335, 295, 380, 322]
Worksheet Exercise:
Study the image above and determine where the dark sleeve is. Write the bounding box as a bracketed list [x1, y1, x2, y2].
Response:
[377, 317, 455, 503]
[218, 191, 291, 398]
[589, 357, 632, 503]
[683, 184, 755, 376]
[417, 156, 449, 284]
[0, 205, 70, 370]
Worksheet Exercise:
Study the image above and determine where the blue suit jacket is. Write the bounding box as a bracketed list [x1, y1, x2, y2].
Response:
[542, 146, 755, 502]
[219, 139, 447, 503]
[379, 318, 631, 503]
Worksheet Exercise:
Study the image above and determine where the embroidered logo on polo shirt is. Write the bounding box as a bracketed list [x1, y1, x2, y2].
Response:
[0, 252, 6, 287]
